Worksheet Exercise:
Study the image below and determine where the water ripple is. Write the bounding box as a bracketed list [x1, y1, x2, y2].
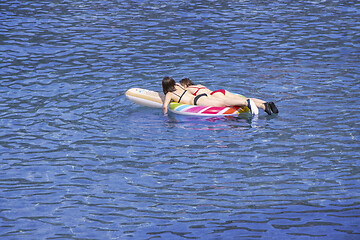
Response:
[1, 0, 359, 239]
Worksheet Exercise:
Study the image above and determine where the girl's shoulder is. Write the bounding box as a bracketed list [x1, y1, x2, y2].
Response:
[188, 84, 203, 88]
[175, 84, 186, 90]
[194, 84, 207, 88]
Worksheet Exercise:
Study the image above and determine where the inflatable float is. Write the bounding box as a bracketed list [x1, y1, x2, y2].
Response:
[125, 88, 250, 116]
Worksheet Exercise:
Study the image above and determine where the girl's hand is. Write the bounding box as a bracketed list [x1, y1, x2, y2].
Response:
[162, 93, 171, 115]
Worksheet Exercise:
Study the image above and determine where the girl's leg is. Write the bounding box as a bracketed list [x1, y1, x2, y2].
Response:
[220, 90, 266, 109]
[223, 91, 267, 110]
[212, 91, 248, 106]
[222, 91, 271, 114]
[196, 96, 226, 107]
[250, 98, 266, 110]
[222, 97, 248, 107]
[215, 90, 275, 114]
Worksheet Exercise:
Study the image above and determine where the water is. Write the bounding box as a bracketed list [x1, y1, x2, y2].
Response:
[1, 0, 359, 239]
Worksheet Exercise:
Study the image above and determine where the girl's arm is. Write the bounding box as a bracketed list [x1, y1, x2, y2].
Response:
[163, 93, 172, 114]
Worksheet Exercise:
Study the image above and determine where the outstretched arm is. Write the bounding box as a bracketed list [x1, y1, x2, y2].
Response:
[163, 93, 172, 114]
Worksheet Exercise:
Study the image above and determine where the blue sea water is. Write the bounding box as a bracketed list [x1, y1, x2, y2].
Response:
[0, 0, 359, 239]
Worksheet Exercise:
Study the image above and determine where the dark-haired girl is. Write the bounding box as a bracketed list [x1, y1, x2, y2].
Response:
[162, 77, 258, 114]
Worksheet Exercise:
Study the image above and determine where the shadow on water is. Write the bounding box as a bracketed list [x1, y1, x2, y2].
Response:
[125, 103, 281, 132]
[164, 112, 266, 131]
[124, 104, 254, 131]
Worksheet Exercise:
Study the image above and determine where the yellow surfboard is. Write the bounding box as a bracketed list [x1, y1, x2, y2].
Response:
[125, 88, 164, 108]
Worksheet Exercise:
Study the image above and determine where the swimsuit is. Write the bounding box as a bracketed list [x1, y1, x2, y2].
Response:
[173, 84, 187, 103]
[188, 86, 226, 96]
[210, 89, 226, 95]
[188, 86, 208, 96]
[194, 93, 208, 105]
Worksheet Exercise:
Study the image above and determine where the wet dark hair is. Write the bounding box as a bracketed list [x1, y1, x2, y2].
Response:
[162, 76, 176, 94]
[180, 78, 194, 87]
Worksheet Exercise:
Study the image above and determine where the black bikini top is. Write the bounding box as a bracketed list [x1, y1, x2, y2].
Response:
[172, 84, 187, 103]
